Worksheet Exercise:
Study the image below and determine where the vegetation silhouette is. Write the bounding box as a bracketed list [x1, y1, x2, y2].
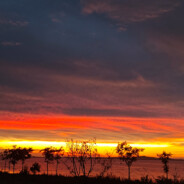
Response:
[99, 151, 113, 177]
[3, 146, 33, 173]
[40, 147, 54, 175]
[30, 162, 41, 175]
[0, 141, 181, 183]
[116, 142, 144, 180]
[1, 149, 10, 171]
[157, 151, 172, 179]
[53, 147, 65, 175]
[18, 147, 33, 171]
[0, 172, 184, 184]
[65, 138, 100, 177]
[19, 166, 30, 175]
[8, 146, 21, 173]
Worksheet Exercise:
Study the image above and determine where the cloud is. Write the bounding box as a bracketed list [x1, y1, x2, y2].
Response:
[81, 0, 180, 30]
[62, 107, 168, 118]
[144, 32, 184, 88]
[0, 62, 184, 119]
[0, 113, 183, 142]
[147, 33, 184, 63]
[49, 12, 66, 23]
[1, 42, 22, 46]
[0, 18, 28, 26]
[0, 129, 62, 141]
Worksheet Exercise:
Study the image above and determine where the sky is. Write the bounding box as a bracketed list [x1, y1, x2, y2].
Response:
[0, 0, 184, 157]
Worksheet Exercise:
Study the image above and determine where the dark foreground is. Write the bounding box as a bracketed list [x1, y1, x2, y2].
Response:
[0, 172, 184, 184]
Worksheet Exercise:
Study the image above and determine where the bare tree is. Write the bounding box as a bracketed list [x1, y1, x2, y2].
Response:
[99, 152, 113, 177]
[66, 139, 99, 176]
[30, 162, 41, 175]
[40, 147, 54, 175]
[53, 147, 65, 175]
[116, 142, 144, 180]
[157, 151, 172, 179]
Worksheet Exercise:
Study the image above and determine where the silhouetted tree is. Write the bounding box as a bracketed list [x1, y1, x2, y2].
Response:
[5, 146, 33, 173]
[99, 152, 113, 177]
[53, 147, 65, 175]
[30, 162, 41, 175]
[40, 147, 54, 175]
[18, 147, 33, 171]
[116, 142, 144, 180]
[19, 166, 29, 175]
[157, 151, 172, 179]
[8, 146, 20, 173]
[66, 138, 99, 176]
[1, 149, 10, 171]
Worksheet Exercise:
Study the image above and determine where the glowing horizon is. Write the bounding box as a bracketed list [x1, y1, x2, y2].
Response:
[0, 140, 183, 158]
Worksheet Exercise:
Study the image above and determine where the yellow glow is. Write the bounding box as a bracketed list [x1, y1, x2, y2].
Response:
[130, 144, 170, 148]
[0, 141, 170, 148]
[97, 143, 170, 148]
[0, 140, 182, 158]
[0, 140, 66, 150]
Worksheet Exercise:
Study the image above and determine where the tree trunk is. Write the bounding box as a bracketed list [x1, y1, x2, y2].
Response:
[56, 161, 58, 175]
[4, 160, 7, 171]
[13, 164, 15, 174]
[47, 162, 49, 175]
[22, 160, 24, 171]
[9, 162, 11, 171]
[128, 165, 131, 180]
[72, 157, 77, 176]
[83, 162, 86, 176]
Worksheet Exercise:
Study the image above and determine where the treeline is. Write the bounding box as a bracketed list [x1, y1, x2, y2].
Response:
[1, 146, 34, 174]
[0, 140, 172, 180]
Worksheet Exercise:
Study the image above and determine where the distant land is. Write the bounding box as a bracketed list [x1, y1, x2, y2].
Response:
[31, 155, 184, 161]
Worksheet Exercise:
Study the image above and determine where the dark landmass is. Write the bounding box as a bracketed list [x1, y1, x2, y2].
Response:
[137, 156, 158, 160]
[139, 156, 184, 161]
[0, 172, 184, 184]
[32, 156, 184, 161]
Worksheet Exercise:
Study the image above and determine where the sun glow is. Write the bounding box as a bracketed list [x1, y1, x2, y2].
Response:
[0, 141, 170, 148]
[0, 140, 66, 150]
[130, 144, 169, 148]
[0, 140, 176, 157]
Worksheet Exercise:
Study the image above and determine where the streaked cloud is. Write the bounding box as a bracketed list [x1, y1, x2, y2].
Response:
[1, 41, 22, 46]
[49, 12, 66, 23]
[81, 0, 180, 30]
[0, 18, 28, 26]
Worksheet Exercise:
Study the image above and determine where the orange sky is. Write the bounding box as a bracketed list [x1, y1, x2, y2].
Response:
[0, 112, 184, 158]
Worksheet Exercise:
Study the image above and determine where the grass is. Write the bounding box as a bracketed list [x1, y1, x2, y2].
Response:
[0, 172, 184, 184]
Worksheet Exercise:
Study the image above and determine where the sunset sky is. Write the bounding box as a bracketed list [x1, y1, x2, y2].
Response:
[0, 0, 184, 158]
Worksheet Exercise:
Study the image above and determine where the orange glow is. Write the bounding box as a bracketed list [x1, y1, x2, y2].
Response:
[0, 113, 184, 158]
[0, 140, 183, 158]
[0, 113, 183, 132]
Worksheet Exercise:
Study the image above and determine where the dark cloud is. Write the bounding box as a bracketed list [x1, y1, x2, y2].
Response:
[0, 18, 28, 27]
[0, 0, 184, 129]
[1, 41, 22, 46]
[62, 107, 182, 118]
[81, 0, 180, 30]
